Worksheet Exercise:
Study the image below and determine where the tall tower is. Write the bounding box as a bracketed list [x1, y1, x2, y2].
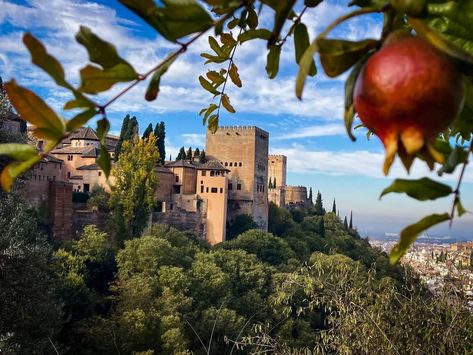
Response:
[206, 126, 269, 230]
[268, 155, 287, 207]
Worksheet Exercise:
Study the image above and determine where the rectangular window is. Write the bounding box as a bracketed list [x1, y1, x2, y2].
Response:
[211, 187, 218, 193]
[239, 162, 242, 167]
[175, 175, 179, 183]
[210, 170, 215, 176]
[206, 187, 209, 193]
[98, 171, 102, 176]
[202, 171, 206, 176]
[228, 183, 233, 190]
[201, 186, 204, 193]
[237, 183, 241, 190]
[201, 180, 203, 184]
[220, 188, 223, 193]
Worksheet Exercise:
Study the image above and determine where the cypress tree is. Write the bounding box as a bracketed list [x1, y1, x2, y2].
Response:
[332, 199, 337, 214]
[194, 147, 200, 158]
[343, 216, 348, 230]
[114, 114, 130, 161]
[186, 147, 193, 160]
[199, 150, 206, 163]
[315, 191, 325, 215]
[273, 177, 277, 188]
[268, 178, 273, 189]
[154, 121, 166, 165]
[349, 211, 353, 230]
[176, 147, 186, 160]
[318, 217, 325, 237]
[142, 123, 153, 140]
[308, 187, 313, 204]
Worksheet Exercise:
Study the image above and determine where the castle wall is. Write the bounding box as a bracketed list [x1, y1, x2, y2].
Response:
[49, 181, 73, 240]
[152, 211, 204, 240]
[155, 168, 174, 203]
[205, 126, 268, 230]
[268, 155, 287, 188]
[285, 186, 309, 207]
[169, 166, 197, 195]
[26, 160, 66, 206]
[268, 186, 286, 207]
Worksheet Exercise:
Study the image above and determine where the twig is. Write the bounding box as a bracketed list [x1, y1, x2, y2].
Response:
[207, 302, 225, 354]
[449, 139, 473, 227]
[48, 337, 60, 355]
[279, 6, 308, 46]
[97, 29, 211, 112]
[185, 319, 208, 353]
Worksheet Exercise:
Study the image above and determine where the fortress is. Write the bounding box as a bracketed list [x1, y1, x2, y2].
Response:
[21, 123, 312, 243]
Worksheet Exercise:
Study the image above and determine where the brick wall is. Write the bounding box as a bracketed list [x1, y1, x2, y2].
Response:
[49, 181, 73, 240]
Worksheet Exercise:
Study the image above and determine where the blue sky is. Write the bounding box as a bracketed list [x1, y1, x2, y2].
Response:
[1, 0, 473, 239]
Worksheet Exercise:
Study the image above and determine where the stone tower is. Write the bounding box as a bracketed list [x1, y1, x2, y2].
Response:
[206, 126, 269, 230]
[268, 155, 287, 207]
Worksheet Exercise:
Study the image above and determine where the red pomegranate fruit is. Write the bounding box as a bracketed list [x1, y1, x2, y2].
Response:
[353, 33, 464, 174]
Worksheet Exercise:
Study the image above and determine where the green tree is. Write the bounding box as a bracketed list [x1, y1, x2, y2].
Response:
[109, 135, 159, 242]
[114, 114, 130, 162]
[273, 177, 277, 187]
[199, 149, 206, 163]
[349, 211, 353, 230]
[223, 229, 295, 266]
[226, 214, 258, 240]
[308, 187, 313, 205]
[176, 146, 186, 160]
[142, 123, 153, 140]
[314, 191, 325, 215]
[343, 216, 348, 230]
[0, 192, 62, 353]
[87, 184, 109, 212]
[186, 146, 193, 160]
[332, 199, 337, 214]
[318, 217, 325, 237]
[194, 147, 200, 158]
[154, 121, 166, 165]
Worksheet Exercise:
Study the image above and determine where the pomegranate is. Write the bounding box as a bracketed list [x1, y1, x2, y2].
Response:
[354, 33, 464, 174]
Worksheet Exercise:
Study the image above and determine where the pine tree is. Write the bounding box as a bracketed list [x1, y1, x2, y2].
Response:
[318, 217, 325, 237]
[194, 147, 200, 158]
[268, 178, 273, 189]
[176, 147, 186, 160]
[273, 177, 277, 188]
[308, 187, 313, 205]
[315, 191, 325, 215]
[154, 121, 166, 165]
[332, 199, 337, 214]
[343, 216, 348, 230]
[349, 211, 353, 230]
[142, 123, 153, 140]
[186, 147, 193, 160]
[114, 115, 130, 161]
[199, 150, 206, 163]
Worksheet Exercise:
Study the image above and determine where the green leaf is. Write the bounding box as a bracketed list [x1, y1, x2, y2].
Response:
[76, 26, 137, 71]
[438, 146, 469, 175]
[202, 104, 218, 124]
[344, 54, 371, 141]
[348, 0, 385, 10]
[269, 0, 297, 45]
[380, 177, 453, 201]
[209, 36, 226, 57]
[206, 70, 225, 86]
[1, 156, 41, 192]
[4, 80, 65, 138]
[0, 143, 39, 161]
[207, 114, 219, 133]
[266, 45, 281, 79]
[66, 108, 98, 132]
[238, 29, 272, 43]
[261, 0, 297, 18]
[119, 0, 213, 42]
[305, 0, 323, 7]
[199, 75, 220, 95]
[409, 17, 473, 67]
[294, 23, 316, 76]
[79, 64, 138, 94]
[390, 213, 450, 264]
[229, 63, 242, 88]
[221, 94, 236, 113]
[317, 38, 378, 77]
[145, 55, 177, 101]
[23, 33, 73, 90]
[454, 197, 467, 217]
[228, 18, 239, 30]
[200, 53, 228, 64]
[296, 39, 318, 99]
[63, 92, 95, 110]
[247, 7, 259, 29]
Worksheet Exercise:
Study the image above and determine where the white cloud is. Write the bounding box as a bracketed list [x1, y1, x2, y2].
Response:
[181, 133, 205, 147]
[273, 123, 345, 140]
[272, 144, 473, 183]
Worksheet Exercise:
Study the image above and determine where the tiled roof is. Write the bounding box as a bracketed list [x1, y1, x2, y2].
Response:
[81, 147, 100, 158]
[164, 159, 229, 171]
[155, 166, 173, 173]
[51, 146, 101, 158]
[42, 154, 63, 164]
[69, 127, 99, 141]
[165, 159, 196, 168]
[77, 163, 99, 170]
[196, 160, 229, 171]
